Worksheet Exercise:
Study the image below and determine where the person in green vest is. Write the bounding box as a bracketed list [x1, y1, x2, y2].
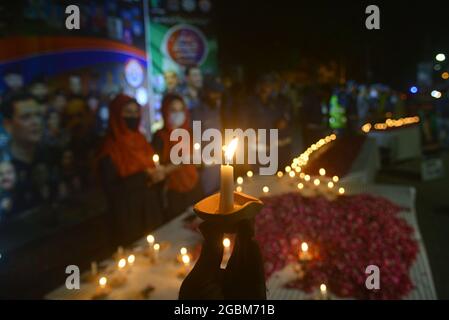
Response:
[329, 93, 347, 133]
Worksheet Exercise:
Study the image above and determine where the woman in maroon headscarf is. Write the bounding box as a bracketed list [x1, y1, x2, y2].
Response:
[152, 93, 202, 219]
[97, 94, 164, 247]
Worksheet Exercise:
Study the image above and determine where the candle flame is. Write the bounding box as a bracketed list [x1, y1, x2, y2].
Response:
[320, 283, 327, 293]
[146, 234, 155, 244]
[118, 258, 126, 269]
[127, 254, 135, 264]
[152, 154, 159, 163]
[223, 238, 231, 248]
[301, 242, 308, 252]
[224, 138, 238, 164]
[182, 254, 190, 265]
[180, 247, 187, 255]
[99, 276, 107, 287]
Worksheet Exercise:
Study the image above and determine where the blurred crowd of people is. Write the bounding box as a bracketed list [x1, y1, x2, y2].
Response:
[2, 65, 447, 245]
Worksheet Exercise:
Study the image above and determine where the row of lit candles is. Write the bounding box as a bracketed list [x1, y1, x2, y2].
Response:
[361, 116, 420, 133]
[95, 235, 233, 291]
[235, 169, 345, 195]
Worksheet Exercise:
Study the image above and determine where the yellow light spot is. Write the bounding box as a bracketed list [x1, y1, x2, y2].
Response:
[236, 186, 243, 192]
[319, 168, 326, 176]
[327, 181, 334, 188]
[236, 176, 244, 184]
[285, 166, 291, 173]
[332, 176, 339, 183]
[313, 179, 320, 186]
[180, 247, 188, 255]
[223, 238, 231, 248]
[263, 186, 269, 193]
[289, 171, 295, 178]
[304, 175, 311, 182]
[339, 187, 345, 195]
[297, 183, 304, 189]
[247, 170, 253, 178]
[277, 171, 284, 178]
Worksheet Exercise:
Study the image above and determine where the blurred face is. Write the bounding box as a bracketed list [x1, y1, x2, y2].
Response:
[168, 99, 186, 128]
[164, 72, 179, 91]
[30, 83, 48, 100]
[6, 98, 44, 146]
[0, 162, 15, 191]
[122, 102, 140, 131]
[187, 68, 203, 89]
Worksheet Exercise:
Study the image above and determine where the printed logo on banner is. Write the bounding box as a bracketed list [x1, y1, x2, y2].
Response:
[163, 24, 208, 67]
[124, 59, 145, 88]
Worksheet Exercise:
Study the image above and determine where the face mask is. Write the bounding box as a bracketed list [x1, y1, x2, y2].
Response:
[124, 117, 140, 131]
[169, 111, 185, 128]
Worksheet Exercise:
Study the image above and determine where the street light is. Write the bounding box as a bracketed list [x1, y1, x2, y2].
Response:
[431, 90, 442, 99]
[436, 53, 446, 62]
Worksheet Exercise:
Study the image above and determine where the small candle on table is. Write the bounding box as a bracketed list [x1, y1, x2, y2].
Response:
[219, 138, 238, 213]
[147, 234, 155, 256]
[320, 283, 328, 299]
[182, 254, 191, 273]
[152, 154, 160, 167]
[127, 254, 135, 266]
[299, 242, 312, 261]
[118, 258, 127, 271]
[153, 243, 160, 262]
[99, 276, 107, 289]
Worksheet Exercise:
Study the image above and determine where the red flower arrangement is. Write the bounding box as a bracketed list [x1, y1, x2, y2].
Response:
[255, 192, 419, 299]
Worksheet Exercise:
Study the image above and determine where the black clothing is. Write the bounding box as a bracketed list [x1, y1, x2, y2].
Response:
[99, 156, 164, 247]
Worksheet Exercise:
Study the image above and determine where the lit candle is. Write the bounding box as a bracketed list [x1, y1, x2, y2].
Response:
[304, 174, 311, 182]
[299, 242, 312, 261]
[262, 186, 269, 193]
[246, 170, 253, 178]
[152, 154, 160, 167]
[289, 171, 295, 178]
[277, 171, 284, 178]
[332, 175, 339, 183]
[319, 168, 326, 176]
[236, 176, 243, 185]
[327, 181, 334, 189]
[99, 276, 107, 289]
[182, 254, 190, 268]
[127, 254, 135, 266]
[219, 138, 238, 213]
[153, 243, 160, 261]
[91, 261, 98, 277]
[236, 186, 243, 193]
[313, 178, 320, 186]
[146, 234, 155, 256]
[223, 237, 231, 256]
[180, 247, 187, 256]
[297, 183, 304, 190]
[320, 283, 328, 299]
[338, 187, 345, 195]
[118, 258, 127, 272]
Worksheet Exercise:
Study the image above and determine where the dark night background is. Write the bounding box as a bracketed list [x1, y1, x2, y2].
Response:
[214, 0, 449, 89]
